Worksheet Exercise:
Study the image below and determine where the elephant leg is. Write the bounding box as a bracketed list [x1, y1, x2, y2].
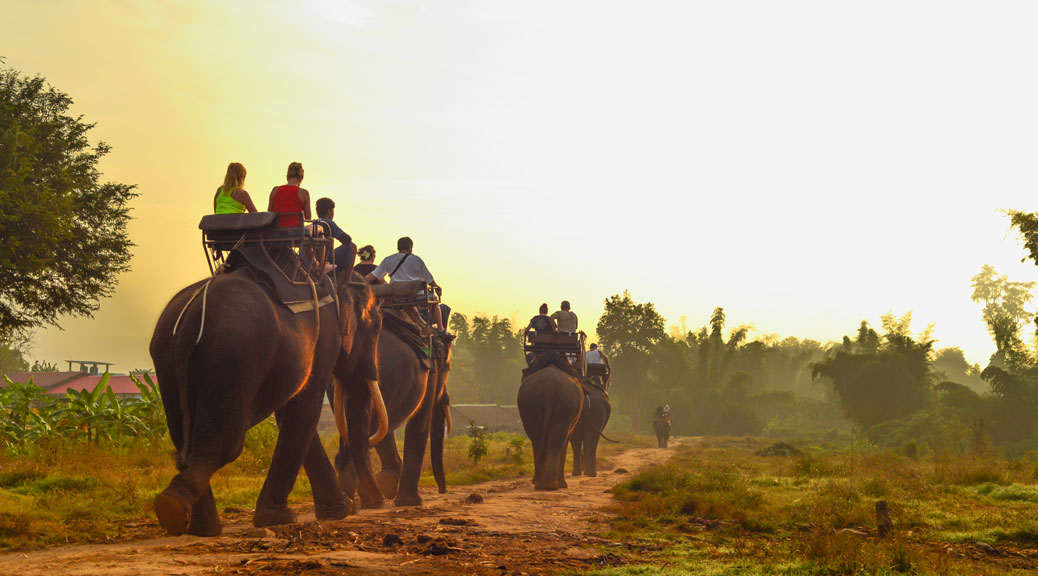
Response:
[253, 389, 323, 527]
[374, 433, 402, 500]
[430, 399, 448, 494]
[538, 425, 569, 491]
[301, 434, 352, 521]
[570, 430, 583, 477]
[186, 485, 222, 536]
[395, 379, 435, 507]
[155, 407, 248, 536]
[584, 431, 601, 477]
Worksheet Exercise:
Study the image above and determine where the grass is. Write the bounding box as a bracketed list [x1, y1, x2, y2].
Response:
[588, 437, 1038, 575]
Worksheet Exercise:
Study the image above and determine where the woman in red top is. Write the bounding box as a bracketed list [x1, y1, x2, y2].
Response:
[268, 162, 311, 227]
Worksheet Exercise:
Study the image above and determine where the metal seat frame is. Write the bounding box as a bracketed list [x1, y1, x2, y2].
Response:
[201, 212, 334, 286]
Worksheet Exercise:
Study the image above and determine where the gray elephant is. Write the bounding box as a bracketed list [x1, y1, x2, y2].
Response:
[570, 382, 610, 477]
[518, 353, 584, 491]
[150, 269, 387, 535]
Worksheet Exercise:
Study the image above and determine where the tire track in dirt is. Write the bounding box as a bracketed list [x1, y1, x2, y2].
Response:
[0, 438, 692, 575]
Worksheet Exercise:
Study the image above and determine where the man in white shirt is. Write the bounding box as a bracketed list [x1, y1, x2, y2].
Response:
[365, 236, 446, 334]
[586, 343, 610, 387]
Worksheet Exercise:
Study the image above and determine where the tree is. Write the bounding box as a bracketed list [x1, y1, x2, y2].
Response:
[0, 333, 29, 376]
[447, 313, 524, 404]
[812, 317, 934, 431]
[597, 292, 667, 431]
[0, 65, 136, 337]
[596, 291, 667, 358]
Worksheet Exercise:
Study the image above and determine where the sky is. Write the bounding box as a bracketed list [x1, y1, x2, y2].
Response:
[6, 0, 1038, 371]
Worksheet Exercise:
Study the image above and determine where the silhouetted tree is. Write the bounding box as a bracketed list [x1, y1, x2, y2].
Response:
[0, 64, 136, 338]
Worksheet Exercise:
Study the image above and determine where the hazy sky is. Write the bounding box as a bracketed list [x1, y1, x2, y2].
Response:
[7, 0, 1038, 371]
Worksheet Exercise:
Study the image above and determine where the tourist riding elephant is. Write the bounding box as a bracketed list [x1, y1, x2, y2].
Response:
[570, 382, 610, 477]
[336, 316, 453, 507]
[149, 268, 388, 536]
[518, 353, 584, 491]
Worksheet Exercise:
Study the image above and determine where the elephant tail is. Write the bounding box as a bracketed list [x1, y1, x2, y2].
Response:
[172, 315, 197, 469]
[598, 429, 620, 444]
[169, 277, 214, 469]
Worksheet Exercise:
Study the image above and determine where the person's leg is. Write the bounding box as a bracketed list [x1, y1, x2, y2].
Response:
[439, 303, 451, 331]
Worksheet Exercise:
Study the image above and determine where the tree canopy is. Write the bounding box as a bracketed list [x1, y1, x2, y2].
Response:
[0, 65, 136, 337]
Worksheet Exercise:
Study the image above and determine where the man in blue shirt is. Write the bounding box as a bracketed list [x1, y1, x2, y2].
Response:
[315, 198, 356, 274]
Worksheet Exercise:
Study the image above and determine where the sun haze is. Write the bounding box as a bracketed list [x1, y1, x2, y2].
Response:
[6, 0, 1038, 370]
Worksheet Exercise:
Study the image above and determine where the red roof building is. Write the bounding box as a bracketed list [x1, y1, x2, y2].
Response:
[2, 371, 157, 395]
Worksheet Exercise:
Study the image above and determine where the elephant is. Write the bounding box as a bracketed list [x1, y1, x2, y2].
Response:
[149, 267, 388, 536]
[570, 382, 610, 477]
[336, 319, 453, 507]
[517, 353, 584, 491]
[654, 416, 671, 448]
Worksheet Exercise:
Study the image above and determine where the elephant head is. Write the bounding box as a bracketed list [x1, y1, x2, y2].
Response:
[329, 281, 390, 506]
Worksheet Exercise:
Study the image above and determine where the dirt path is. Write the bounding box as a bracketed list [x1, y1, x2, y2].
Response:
[0, 440, 688, 575]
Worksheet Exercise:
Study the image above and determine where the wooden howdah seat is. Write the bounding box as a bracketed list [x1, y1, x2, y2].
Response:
[524, 330, 587, 377]
[199, 212, 334, 283]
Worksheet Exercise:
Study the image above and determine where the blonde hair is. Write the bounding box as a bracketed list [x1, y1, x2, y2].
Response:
[286, 162, 304, 180]
[223, 162, 246, 191]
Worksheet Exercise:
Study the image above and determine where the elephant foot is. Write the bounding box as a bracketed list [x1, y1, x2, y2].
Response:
[253, 505, 296, 527]
[187, 512, 222, 537]
[376, 470, 400, 499]
[315, 497, 352, 522]
[534, 483, 558, 491]
[394, 492, 423, 507]
[585, 471, 597, 478]
[359, 491, 385, 509]
[155, 489, 192, 536]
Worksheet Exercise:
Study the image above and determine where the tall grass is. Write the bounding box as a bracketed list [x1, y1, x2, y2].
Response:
[597, 436, 1038, 575]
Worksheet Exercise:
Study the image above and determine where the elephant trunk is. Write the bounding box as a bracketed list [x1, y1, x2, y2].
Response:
[333, 376, 349, 445]
[368, 379, 389, 445]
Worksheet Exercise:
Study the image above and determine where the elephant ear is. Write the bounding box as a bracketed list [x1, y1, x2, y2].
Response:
[339, 282, 381, 382]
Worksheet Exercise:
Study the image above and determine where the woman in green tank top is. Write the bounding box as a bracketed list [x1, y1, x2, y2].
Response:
[213, 162, 258, 214]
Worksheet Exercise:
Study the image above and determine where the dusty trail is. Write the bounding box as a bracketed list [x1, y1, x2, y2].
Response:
[0, 439, 689, 575]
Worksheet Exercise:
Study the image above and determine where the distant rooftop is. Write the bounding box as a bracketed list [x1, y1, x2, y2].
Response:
[63, 360, 114, 374]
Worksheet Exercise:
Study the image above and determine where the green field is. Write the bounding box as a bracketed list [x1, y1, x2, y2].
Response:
[592, 437, 1038, 575]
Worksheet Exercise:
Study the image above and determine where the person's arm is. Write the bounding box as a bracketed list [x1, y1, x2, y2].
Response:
[573, 313, 578, 331]
[329, 220, 349, 244]
[234, 189, 258, 213]
[550, 317, 558, 331]
[213, 189, 221, 212]
[417, 257, 434, 284]
[299, 188, 311, 219]
[267, 187, 277, 211]
[366, 258, 389, 284]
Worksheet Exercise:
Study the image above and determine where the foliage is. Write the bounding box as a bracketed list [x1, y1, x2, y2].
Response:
[507, 435, 525, 464]
[448, 313, 524, 404]
[812, 316, 934, 430]
[466, 421, 489, 465]
[0, 332, 30, 376]
[596, 291, 667, 358]
[29, 359, 57, 372]
[0, 64, 136, 337]
[0, 374, 165, 451]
